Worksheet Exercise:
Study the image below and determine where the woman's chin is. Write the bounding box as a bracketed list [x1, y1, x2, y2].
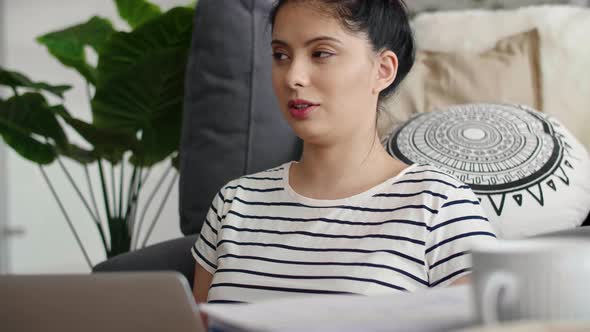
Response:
[292, 127, 335, 146]
[281, 111, 335, 145]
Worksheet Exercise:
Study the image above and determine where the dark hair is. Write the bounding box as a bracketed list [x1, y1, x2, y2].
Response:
[269, 0, 415, 102]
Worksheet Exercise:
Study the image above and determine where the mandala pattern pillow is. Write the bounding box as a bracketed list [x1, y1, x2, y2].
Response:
[385, 103, 590, 239]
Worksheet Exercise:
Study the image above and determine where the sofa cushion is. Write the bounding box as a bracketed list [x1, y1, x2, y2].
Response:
[379, 29, 541, 137]
[179, 0, 301, 235]
[385, 103, 590, 239]
[93, 235, 199, 288]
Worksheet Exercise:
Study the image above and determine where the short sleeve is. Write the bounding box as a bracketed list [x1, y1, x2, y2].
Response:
[426, 187, 497, 287]
[191, 189, 225, 274]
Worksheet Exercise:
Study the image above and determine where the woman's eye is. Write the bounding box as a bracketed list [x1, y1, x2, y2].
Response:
[313, 51, 333, 58]
[272, 52, 288, 61]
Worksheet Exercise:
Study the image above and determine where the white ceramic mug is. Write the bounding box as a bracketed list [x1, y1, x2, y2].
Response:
[471, 238, 590, 325]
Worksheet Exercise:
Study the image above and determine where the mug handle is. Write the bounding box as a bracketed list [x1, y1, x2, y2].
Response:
[481, 271, 519, 325]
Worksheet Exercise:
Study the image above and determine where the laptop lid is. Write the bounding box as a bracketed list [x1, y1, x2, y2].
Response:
[0, 271, 206, 332]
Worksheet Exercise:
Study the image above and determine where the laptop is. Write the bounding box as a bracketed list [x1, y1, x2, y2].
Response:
[0, 271, 206, 332]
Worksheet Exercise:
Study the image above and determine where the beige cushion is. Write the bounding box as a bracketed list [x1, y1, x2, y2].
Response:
[379, 29, 541, 138]
[402, 5, 590, 151]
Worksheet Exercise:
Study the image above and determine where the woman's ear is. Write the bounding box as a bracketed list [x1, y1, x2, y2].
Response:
[373, 50, 398, 95]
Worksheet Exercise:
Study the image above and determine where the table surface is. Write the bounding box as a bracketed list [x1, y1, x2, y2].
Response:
[458, 321, 590, 332]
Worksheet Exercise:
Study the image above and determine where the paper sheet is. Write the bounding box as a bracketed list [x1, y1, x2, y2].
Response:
[201, 285, 477, 332]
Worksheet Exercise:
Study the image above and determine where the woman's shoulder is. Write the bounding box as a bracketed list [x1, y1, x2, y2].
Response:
[393, 163, 475, 199]
[218, 162, 290, 194]
[399, 163, 469, 187]
[397, 164, 489, 228]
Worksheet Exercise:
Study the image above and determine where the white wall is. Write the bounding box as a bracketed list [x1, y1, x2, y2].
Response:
[407, 0, 585, 12]
[2, 0, 188, 274]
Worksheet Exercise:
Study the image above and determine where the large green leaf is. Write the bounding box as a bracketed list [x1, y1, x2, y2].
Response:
[91, 7, 193, 166]
[56, 143, 97, 164]
[0, 119, 57, 164]
[0, 96, 58, 165]
[115, 0, 162, 29]
[0, 66, 71, 98]
[37, 16, 115, 84]
[50, 105, 139, 164]
[96, 7, 194, 85]
[93, 48, 186, 166]
[0, 93, 68, 148]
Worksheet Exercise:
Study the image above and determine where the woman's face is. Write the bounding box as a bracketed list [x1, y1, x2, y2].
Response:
[271, 2, 381, 145]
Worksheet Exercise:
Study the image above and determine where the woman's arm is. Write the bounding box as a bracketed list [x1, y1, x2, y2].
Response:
[450, 275, 471, 286]
[193, 264, 214, 303]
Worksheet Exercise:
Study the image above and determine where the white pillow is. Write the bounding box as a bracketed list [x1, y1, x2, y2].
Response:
[397, 6, 590, 150]
[385, 103, 590, 239]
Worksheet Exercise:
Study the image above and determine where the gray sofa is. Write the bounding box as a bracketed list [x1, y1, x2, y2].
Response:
[93, 0, 590, 287]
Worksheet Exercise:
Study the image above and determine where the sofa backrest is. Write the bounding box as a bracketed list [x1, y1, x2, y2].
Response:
[179, 0, 301, 235]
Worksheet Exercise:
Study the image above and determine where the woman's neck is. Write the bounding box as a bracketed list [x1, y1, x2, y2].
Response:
[291, 131, 406, 199]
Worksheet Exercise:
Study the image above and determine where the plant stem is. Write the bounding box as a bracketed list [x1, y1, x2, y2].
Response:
[56, 159, 98, 222]
[39, 166, 93, 269]
[128, 199, 140, 249]
[56, 158, 108, 253]
[124, 166, 138, 223]
[110, 162, 117, 218]
[140, 171, 179, 249]
[98, 159, 112, 221]
[125, 168, 141, 247]
[119, 160, 124, 219]
[129, 168, 146, 249]
[142, 168, 152, 185]
[84, 165, 101, 225]
[130, 168, 150, 241]
[134, 165, 173, 247]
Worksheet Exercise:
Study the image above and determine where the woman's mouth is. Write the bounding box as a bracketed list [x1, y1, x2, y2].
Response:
[288, 99, 319, 119]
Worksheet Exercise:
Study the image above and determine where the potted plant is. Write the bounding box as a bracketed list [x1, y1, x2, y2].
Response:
[0, 0, 196, 267]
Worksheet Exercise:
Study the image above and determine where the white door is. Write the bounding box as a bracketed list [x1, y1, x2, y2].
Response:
[0, 0, 8, 274]
[0, 142, 8, 274]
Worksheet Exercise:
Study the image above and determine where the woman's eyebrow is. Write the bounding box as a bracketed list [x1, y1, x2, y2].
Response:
[271, 36, 343, 47]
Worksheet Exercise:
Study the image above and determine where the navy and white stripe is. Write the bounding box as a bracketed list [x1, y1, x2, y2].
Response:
[192, 162, 496, 303]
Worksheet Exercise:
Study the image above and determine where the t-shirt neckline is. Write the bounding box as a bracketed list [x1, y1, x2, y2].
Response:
[282, 161, 417, 205]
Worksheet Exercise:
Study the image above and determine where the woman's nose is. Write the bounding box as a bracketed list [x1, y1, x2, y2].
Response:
[285, 58, 309, 89]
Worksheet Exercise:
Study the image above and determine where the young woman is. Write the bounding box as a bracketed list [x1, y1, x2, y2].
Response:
[192, 0, 496, 304]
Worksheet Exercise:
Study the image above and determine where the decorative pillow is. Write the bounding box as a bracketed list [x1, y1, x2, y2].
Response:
[385, 103, 590, 239]
[378, 29, 541, 138]
[179, 0, 301, 235]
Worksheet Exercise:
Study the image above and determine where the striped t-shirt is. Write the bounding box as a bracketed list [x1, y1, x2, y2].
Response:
[192, 162, 496, 303]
